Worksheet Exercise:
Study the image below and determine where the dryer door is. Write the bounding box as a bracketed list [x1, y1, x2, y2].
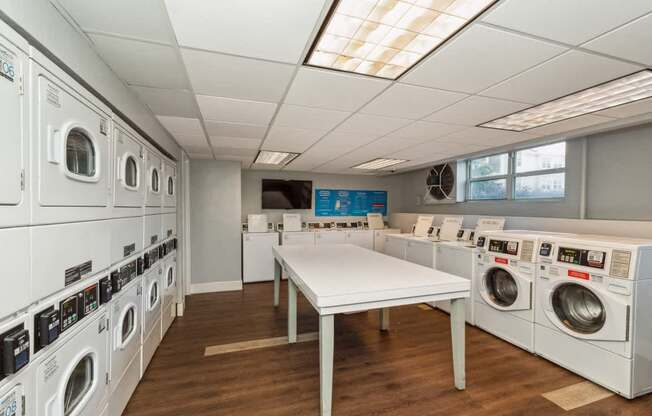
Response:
[545, 281, 629, 341]
[480, 266, 531, 311]
[163, 161, 177, 208]
[145, 151, 162, 207]
[113, 125, 144, 208]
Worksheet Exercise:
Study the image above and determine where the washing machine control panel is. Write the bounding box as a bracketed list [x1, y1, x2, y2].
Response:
[557, 247, 606, 269]
[476, 236, 486, 248]
[100, 276, 112, 304]
[488, 239, 519, 256]
[59, 295, 79, 333]
[539, 243, 553, 257]
[0, 325, 30, 377]
[35, 307, 60, 353]
[81, 283, 99, 317]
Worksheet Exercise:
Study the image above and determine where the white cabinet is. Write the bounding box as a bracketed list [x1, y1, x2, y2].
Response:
[315, 230, 346, 245]
[434, 242, 476, 324]
[345, 230, 373, 250]
[373, 229, 401, 252]
[281, 231, 315, 246]
[242, 232, 279, 283]
[406, 238, 436, 268]
[384, 235, 407, 259]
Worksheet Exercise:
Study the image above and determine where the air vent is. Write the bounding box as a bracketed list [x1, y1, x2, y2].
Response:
[424, 163, 456, 204]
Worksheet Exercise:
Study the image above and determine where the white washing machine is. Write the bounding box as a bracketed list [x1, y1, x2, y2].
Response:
[30, 219, 111, 304]
[406, 236, 436, 268]
[141, 266, 162, 377]
[143, 214, 163, 250]
[144, 148, 162, 214]
[162, 159, 177, 212]
[161, 255, 177, 339]
[242, 232, 279, 283]
[0, 20, 30, 228]
[112, 119, 145, 216]
[474, 230, 544, 351]
[33, 307, 109, 416]
[108, 271, 142, 416]
[0, 228, 30, 321]
[0, 313, 32, 395]
[30, 49, 112, 225]
[0, 358, 32, 416]
[535, 234, 652, 398]
[315, 230, 346, 245]
[372, 229, 400, 253]
[344, 230, 374, 250]
[281, 231, 315, 246]
[109, 216, 144, 267]
[161, 212, 177, 242]
[384, 234, 409, 259]
[434, 241, 477, 324]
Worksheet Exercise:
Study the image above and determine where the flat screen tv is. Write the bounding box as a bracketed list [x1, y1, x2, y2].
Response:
[262, 179, 312, 209]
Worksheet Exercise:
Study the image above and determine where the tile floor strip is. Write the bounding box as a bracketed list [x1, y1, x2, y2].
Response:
[542, 381, 614, 411]
[204, 332, 319, 357]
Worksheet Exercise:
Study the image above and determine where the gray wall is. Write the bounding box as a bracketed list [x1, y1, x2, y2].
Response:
[242, 170, 404, 223]
[189, 160, 242, 286]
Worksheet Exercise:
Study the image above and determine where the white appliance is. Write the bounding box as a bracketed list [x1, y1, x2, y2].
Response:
[242, 232, 279, 283]
[144, 214, 163, 249]
[429, 216, 463, 241]
[144, 148, 163, 213]
[31, 50, 112, 224]
[162, 212, 177, 241]
[344, 230, 374, 250]
[384, 234, 409, 259]
[109, 216, 144, 267]
[247, 214, 269, 233]
[413, 215, 434, 237]
[373, 229, 401, 252]
[535, 234, 652, 398]
[315, 230, 346, 245]
[434, 242, 477, 324]
[0, 356, 32, 416]
[405, 237, 436, 268]
[366, 213, 384, 230]
[0, 21, 29, 228]
[112, 119, 145, 215]
[108, 274, 142, 416]
[281, 231, 315, 246]
[283, 213, 302, 232]
[0, 228, 30, 321]
[161, 254, 177, 338]
[141, 266, 162, 376]
[474, 230, 544, 351]
[162, 159, 177, 211]
[0, 313, 31, 394]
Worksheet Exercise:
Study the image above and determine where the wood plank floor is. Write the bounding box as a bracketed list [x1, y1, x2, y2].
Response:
[124, 282, 652, 415]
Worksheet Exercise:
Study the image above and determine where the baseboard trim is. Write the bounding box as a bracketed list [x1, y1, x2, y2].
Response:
[191, 280, 243, 294]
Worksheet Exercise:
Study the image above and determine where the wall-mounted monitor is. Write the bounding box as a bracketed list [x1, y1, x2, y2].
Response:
[262, 179, 312, 209]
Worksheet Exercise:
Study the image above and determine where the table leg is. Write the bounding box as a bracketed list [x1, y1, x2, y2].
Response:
[274, 259, 281, 307]
[288, 279, 297, 343]
[450, 298, 466, 390]
[379, 308, 390, 331]
[320, 314, 334, 416]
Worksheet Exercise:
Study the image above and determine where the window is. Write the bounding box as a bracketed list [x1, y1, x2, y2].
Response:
[64, 354, 94, 416]
[467, 142, 566, 201]
[121, 307, 136, 343]
[167, 176, 174, 196]
[66, 128, 96, 177]
[151, 168, 160, 193]
[125, 156, 138, 188]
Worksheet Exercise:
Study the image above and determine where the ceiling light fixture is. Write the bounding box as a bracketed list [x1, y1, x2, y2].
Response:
[254, 150, 300, 166]
[352, 158, 408, 170]
[479, 69, 652, 132]
[305, 0, 497, 80]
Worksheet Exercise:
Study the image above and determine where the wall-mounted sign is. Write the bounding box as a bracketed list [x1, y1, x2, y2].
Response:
[315, 189, 387, 217]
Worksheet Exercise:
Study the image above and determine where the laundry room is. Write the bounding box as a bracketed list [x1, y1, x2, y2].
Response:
[1, 1, 652, 415]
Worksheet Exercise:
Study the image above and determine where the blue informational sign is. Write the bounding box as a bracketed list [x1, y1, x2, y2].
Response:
[315, 189, 388, 217]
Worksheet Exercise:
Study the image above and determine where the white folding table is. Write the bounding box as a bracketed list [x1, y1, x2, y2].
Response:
[272, 244, 470, 416]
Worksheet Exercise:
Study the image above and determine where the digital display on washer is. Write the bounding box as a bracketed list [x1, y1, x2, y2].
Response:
[557, 247, 606, 269]
[488, 239, 519, 255]
[539, 243, 553, 257]
[81, 284, 99, 317]
[59, 295, 79, 333]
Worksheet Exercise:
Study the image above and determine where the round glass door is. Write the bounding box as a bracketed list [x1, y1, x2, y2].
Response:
[166, 267, 174, 288]
[149, 281, 159, 310]
[552, 283, 605, 334]
[63, 354, 94, 415]
[124, 156, 138, 188]
[151, 168, 160, 193]
[484, 268, 518, 307]
[66, 129, 96, 177]
[121, 307, 136, 343]
[167, 176, 174, 196]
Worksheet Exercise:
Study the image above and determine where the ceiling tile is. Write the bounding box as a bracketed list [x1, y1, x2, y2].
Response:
[284, 67, 390, 112]
[354, 137, 420, 158]
[593, 97, 652, 118]
[437, 127, 533, 147]
[425, 96, 530, 126]
[209, 137, 261, 150]
[263, 126, 326, 153]
[335, 114, 412, 136]
[156, 116, 205, 136]
[211, 146, 259, 157]
[525, 114, 615, 137]
[317, 131, 378, 148]
[214, 154, 255, 164]
[274, 104, 351, 130]
[164, 0, 327, 63]
[188, 153, 214, 160]
[89, 34, 187, 89]
[583, 13, 652, 66]
[386, 121, 467, 141]
[360, 84, 467, 120]
[131, 86, 198, 118]
[481, 50, 642, 104]
[58, 0, 175, 43]
[197, 95, 277, 125]
[204, 121, 268, 139]
[183, 143, 212, 154]
[181, 49, 295, 102]
[483, 0, 652, 46]
[172, 134, 208, 148]
[401, 25, 566, 94]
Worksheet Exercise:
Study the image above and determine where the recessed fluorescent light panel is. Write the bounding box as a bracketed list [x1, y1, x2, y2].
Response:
[353, 158, 408, 170]
[254, 150, 300, 166]
[305, 0, 497, 79]
[479, 70, 652, 132]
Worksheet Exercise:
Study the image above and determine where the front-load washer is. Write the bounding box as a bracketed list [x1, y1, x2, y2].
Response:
[108, 272, 142, 416]
[474, 230, 549, 352]
[144, 148, 162, 214]
[30, 49, 112, 225]
[30, 219, 111, 304]
[141, 266, 162, 376]
[161, 255, 177, 338]
[0, 313, 32, 391]
[33, 307, 109, 416]
[143, 214, 163, 250]
[109, 216, 144, 267]
[162, 160, 177, 212]
[0, 228, 30, 321]
[535, 234, 652, 398]
[112, 118, 145, 216]
[0, 20, 30, 228]
[0, 356, 32, 416]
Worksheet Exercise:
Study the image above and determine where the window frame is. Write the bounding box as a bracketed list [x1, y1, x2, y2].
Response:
[466, 141, 567, 202]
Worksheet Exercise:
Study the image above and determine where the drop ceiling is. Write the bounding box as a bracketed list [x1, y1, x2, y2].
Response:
[55, 0, 652, 174]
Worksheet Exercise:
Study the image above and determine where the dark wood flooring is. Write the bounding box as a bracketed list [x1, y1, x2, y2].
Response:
[124, 282, 652, 415]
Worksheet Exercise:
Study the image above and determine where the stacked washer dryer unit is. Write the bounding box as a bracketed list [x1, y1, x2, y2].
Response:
[161, 170, 178, 340]
[535, 235, 652, 398]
